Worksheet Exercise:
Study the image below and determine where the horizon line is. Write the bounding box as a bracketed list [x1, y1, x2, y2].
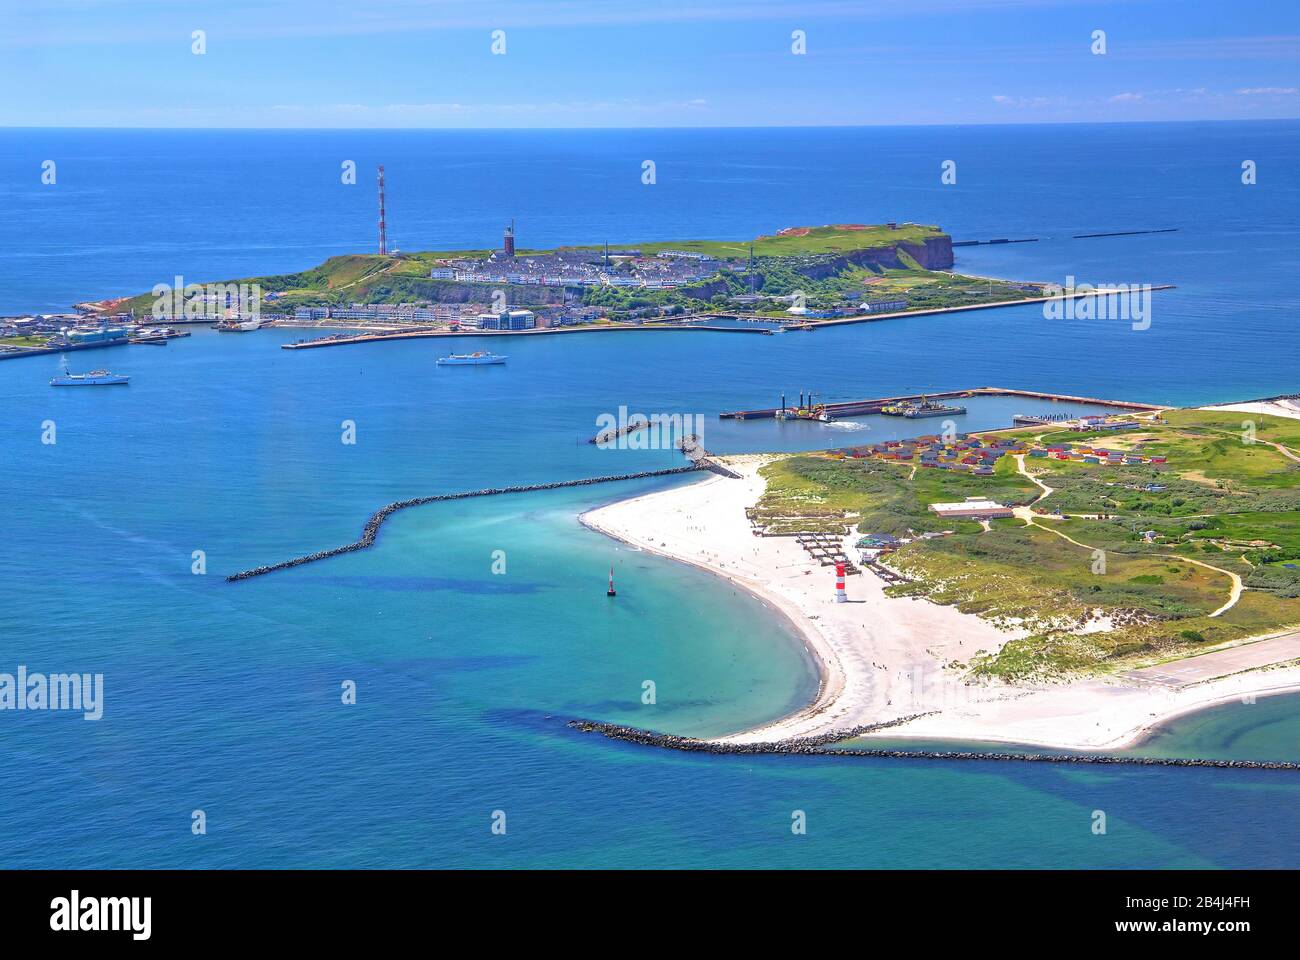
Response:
[3, 117, 1300, 133]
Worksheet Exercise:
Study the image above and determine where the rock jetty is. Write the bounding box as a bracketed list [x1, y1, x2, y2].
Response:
[227, 465, 699, 581]
[568, 719, 1300, 770]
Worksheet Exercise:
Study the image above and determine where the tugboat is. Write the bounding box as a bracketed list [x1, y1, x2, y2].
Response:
[436, 351, 507, 366]
[50, 356, 129, 386]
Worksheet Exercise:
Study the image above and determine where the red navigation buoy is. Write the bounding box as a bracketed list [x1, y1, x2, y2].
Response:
[607, 566, 617, 597]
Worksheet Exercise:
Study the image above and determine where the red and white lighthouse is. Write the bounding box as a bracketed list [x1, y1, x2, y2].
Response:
[835, 562, 847, 603]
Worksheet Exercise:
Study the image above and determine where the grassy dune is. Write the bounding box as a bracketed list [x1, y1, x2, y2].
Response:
[754, 410, 1300, 680]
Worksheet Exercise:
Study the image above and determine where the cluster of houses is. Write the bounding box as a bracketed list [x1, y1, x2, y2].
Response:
[1, 314, 142, 351]
[829, 434, 1029, 476]
[1028, 441, 1167, 467]
[1069, 414, 1146, 432]
[432, 248, 726, 290]
[291, 302, 606, 328]
[1, 314, 83, 341]
[829, 431, 1170, 477]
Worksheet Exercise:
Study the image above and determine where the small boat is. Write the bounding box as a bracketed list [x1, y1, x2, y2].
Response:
[606, 566, 617, 597]
[50, 357, 129, 386]
[436, 351, 507, 366]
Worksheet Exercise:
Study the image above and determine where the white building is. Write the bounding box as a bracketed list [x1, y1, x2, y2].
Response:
[928, 497, 1015, 520]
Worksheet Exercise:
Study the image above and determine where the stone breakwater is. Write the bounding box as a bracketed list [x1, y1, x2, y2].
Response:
[569, 715, 936, 753]
[226, 465, 700, 582]
[568, 720, 1300, 770]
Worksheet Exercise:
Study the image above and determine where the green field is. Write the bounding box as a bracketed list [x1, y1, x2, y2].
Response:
[745, 265, 1043, 318]
[755, 454, 1037, 536]
[754, 409, 1300, 680]
[0, 335, 50, 348]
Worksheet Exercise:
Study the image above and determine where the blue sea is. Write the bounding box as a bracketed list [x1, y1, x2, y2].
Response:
[1, 123, 1299, 868]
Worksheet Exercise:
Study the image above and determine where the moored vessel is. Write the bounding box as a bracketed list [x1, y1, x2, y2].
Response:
[881, 397, 967, 418]
[436, 351, 507, 366]
[50, 357, 129, 386]
[215, 318, 264, 332]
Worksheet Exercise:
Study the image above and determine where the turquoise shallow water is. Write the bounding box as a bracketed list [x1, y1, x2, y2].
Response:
[2, 123, 1299, 867]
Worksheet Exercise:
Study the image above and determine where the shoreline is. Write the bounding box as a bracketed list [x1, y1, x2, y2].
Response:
[578, 470, 841, 740]
[578, 456, 1300, 753]
[259, 284, 1174, 350]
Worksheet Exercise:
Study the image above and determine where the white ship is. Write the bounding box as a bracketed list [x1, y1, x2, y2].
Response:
[436, 352, 507, 366]
[215, 318, 264, 332]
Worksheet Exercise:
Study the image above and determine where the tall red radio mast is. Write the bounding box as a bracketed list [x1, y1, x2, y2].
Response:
[377, 165, 388, 256]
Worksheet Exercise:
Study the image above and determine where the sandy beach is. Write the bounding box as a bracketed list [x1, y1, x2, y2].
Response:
[580, 457, 1300, 750]
[1201, 398, 1300, 421]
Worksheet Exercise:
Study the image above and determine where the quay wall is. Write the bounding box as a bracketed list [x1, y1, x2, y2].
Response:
[281, 323, 770, 350]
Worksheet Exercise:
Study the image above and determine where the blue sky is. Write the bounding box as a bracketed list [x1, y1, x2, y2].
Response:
[2, 0, 1297, 127]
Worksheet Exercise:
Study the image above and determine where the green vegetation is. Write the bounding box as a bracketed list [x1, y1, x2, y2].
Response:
[754, 455, 1037, 536]
[573, 222, 947, 259]
[736, 265, 1042, 317]
[755, 409, 1300, 680]
[0, 335, 50, 348]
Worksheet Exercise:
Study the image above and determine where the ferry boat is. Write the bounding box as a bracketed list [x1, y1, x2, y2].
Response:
[50, 357, 129, 386]
[436, 352, 507, 366]
[215, 318, 263, 332]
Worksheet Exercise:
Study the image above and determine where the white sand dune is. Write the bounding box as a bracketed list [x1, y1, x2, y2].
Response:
[580, 456, 1300, 750]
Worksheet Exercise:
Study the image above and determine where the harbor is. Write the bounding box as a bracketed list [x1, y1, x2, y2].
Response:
[720, 386, 1165, 421]
[0, 324, 190, 361]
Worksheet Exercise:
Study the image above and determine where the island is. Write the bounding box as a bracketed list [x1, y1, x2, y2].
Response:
[61, 222, 1104, 342]
[4, 221, 1170, 357]
[581, 403, 1300, 750]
